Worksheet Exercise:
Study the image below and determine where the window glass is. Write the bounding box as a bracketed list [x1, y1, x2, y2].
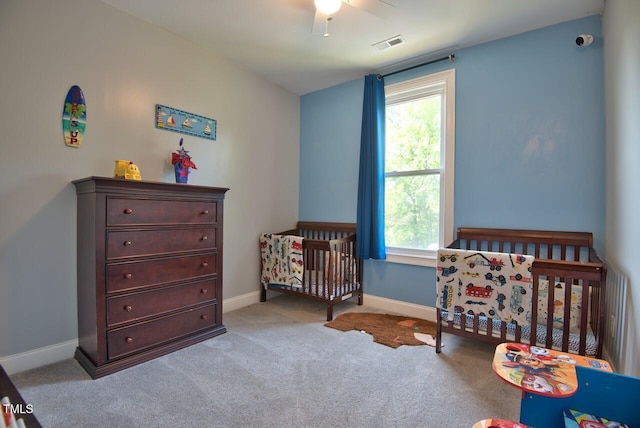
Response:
[384, 70, 455, 266]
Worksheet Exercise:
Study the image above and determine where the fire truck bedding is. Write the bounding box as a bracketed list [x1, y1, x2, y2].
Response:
[435, 227, 607, 357]
[260, 233, 305, 289]
[436, 249, 535, 326]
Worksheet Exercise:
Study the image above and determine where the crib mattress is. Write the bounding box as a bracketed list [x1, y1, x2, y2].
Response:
[440, 310, 597, 356]
[268, 271, 360, 300]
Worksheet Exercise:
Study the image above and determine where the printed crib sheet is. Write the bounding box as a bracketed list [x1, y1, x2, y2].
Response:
[259, 233, 304, 289]
[437, 249, 534, 326]
[537, 279, 584, 333]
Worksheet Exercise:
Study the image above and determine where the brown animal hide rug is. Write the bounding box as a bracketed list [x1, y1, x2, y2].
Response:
[324, 312, 437, 348]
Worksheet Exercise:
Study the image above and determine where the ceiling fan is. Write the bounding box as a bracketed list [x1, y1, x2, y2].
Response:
[312, 0, 394, 37]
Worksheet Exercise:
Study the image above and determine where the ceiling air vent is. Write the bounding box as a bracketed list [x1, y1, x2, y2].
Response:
[372, 35, 406, 51]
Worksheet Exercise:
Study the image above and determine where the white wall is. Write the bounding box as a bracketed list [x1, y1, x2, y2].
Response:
[0, 0, 299, 369]
[603, 0, 640, 377]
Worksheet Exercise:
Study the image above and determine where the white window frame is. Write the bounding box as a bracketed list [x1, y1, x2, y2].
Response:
[384, 69, 455, 267]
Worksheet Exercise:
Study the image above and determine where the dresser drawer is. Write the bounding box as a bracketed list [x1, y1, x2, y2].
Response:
[108, 304, 217, 360]
[107, 279, 217, 327]
[106, 228, 216, 259]
[108, 198, 217, 225]
[107, 254, 216, 293]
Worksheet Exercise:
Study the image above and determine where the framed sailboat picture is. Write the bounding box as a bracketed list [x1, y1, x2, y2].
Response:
[155, 104, 216, 141]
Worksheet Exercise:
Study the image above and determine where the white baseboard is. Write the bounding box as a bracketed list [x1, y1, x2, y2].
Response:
[224, 290, 437, 321]
[0, 339, 78, 376]
[223, 290, 262, 313]
[0, 292, 435, 375]
[362, 294, 437, 322]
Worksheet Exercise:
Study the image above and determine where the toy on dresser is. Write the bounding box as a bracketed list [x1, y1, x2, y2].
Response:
[113, 160, 142, 180]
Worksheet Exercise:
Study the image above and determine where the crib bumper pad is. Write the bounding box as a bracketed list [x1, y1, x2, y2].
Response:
[259, 233, 304, 289]
[436, 249, 535, 327]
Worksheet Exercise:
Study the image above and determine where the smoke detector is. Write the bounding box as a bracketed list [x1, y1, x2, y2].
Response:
[372, 35, 406, 51]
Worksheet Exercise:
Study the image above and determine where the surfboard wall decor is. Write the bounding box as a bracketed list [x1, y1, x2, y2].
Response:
[155, 104, 216, 141]
[62, 85, 87, 148]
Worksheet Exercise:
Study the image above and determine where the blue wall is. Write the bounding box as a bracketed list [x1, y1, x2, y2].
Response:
[299, 16, 605, 308]
[300, 80, 363, 221]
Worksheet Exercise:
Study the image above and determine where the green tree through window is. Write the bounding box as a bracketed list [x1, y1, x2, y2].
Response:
[384, 70, 455, 265]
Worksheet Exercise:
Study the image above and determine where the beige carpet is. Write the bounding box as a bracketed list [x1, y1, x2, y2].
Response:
[11, 295, 522, 427]
[325, 312, 438, 348]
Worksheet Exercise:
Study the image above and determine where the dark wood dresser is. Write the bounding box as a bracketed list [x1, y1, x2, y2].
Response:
[73, 177, 228, 379]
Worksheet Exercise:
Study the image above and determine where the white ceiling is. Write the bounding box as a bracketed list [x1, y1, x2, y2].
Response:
[101, 0, 604, 95]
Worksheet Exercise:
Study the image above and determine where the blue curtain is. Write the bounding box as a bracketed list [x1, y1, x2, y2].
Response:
[356, 74, 386, 259]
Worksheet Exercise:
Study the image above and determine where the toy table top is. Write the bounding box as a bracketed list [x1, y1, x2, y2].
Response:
[492, 343, 612, 398]
[472, 418, 530, 428]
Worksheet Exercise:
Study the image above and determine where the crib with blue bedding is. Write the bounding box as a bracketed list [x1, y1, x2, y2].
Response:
[436, 227, 607, 357]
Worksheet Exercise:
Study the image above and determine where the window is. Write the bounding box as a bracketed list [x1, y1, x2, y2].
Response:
[384, 69, 455, 267]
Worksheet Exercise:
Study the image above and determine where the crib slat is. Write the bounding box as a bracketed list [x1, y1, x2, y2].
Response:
[314, 247, 319, 297]
[561, 276, 573, 352]
[545, 277, 556, 350]
[590, 279, 602, 344]
[530, 275, 539, 346]
[303, 245, 309, 291]
[579, 280, 589, 356]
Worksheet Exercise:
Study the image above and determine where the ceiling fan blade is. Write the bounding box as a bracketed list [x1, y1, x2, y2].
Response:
[312, 9, 328, 35]
[311, 0, 392, 35]
[344, 0, 394, 18]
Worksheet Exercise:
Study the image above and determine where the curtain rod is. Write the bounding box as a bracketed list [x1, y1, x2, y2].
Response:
[377, 54, 455, 80]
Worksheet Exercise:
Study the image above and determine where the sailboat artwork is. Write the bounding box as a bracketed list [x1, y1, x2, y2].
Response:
[204, 121, 213, 136]
[155, 104, 216, 140]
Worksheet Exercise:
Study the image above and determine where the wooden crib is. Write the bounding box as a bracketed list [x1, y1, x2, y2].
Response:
[260, 222, 363, 321]
[436, 227, 607, 357]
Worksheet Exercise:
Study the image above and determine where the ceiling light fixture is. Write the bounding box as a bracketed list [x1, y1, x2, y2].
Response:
[314, 0, 342, 15]
[323, 17, 333, 38]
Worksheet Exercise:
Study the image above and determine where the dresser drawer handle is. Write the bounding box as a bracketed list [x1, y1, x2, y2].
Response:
[123, 208, 133, 214]
[201, 262, 208, 268]
[201, 209, 209, 215]
[125, 337, 134, 344]
[201, 236, 208, 241]
[200, 315, 208, 320]
[123, 273, 132, 279]
[200, 288, 208, 295]
[124, 305, 133, 312]
[124, 241, 132, 247]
